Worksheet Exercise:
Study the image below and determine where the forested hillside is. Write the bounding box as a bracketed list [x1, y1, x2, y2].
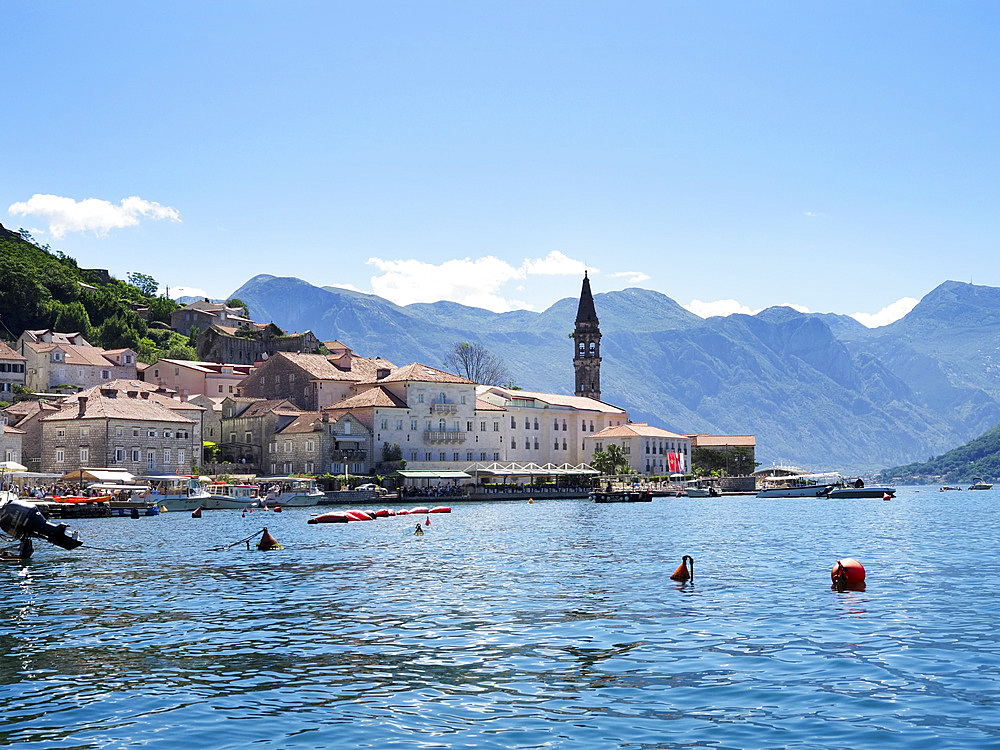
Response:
[879, 421, 1000, 484]
[0, 223, 193, 362]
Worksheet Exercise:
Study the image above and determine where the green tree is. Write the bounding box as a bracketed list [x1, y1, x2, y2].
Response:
[52, 300, 92, 337]
[226, 298, 250, 318]
[591, 443, 630, 475]
[127, 272, 159, 296]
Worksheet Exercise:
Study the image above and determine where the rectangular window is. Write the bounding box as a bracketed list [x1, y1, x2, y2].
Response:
[395, 419, 403, 430]
[480, 452, 487, 461]
[439, 452, 446, 461]
[56, 449, 65, 462]
[115, 447, 125, 462]
[467, 421, 473, 431]
[493, 422, 499, 432]
[163, 449, 171, 465]
[410, 450, 418, 461]
[466, 451, 473, 461]
[101, 370, 110, 379]
[380, 419, 388, 430]
[133, 428, 140, 437]
[164, 431, 173, 438]
[178, 449, 185, 466]
[306, 440, 315, 452]
[245, 432, 252, 443]
[306, 462, 314, 473]
[147, 451, 155, 470]
[453, 452, 459, 461]
[116, 427, 123, 437]
[132, 448, 141, 461]
[480, 422, 486, 431]
[79, 447, 89, 462]
[57, 428, 66, 437]
[511, 416, 516, 429]
[494, 452, 500, 461]
[148, 429, 156, 438]
[284, 441, 291, 453]
[418, 394, 424, 403]
[80, 427, 89, 437]
[219, 384, 224, 393]
[411, 419, 418, 431]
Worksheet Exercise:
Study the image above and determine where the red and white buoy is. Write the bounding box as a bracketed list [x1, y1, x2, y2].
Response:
[831, 557, 865, 589]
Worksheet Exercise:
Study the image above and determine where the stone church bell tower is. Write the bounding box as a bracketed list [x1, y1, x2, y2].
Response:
[573, 272, 602, 399]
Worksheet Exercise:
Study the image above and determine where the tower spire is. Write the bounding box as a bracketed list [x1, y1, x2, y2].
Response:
[572, 272, 601, 399]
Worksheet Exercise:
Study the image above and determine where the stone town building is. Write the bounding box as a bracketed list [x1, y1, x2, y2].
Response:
[218, 397, 300, 467]
[323, 363, 505, 472]
[688, 434, 757, 475]
[170, 300, 255, 337]
[0, 340, 27, 397]
[1, 421, 24, 465]
[238, 351, 395, 411]
[196, 325, 322, 366]
[144, 358, 254, 399]
[39, 389, 199, 475]
[584, 422, 693, 476]
[264, 411, 372, 477]
[1, 400, 61, 471]
[17, 330, 138, 393]
[188, 395, 224, 445]
[476, 386, 629, 465]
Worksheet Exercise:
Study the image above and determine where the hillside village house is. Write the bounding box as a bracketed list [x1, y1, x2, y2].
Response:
[0, 340, 27, 396]
[17, 329, 137, 393]
[145, 358, 254, 399]
[238, 351, 396, 411]
[170, 300, 254, 337]
[39, 388, 199, 475]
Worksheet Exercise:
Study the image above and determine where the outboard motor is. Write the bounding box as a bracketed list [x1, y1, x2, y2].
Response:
[0, 495, 82, 550]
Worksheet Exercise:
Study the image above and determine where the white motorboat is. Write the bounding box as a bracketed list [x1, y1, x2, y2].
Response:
[756, 472, 841, 498]
[257, 476, 325, 507]
[138, 475, 211, 511]
[203, 482, 262, 510]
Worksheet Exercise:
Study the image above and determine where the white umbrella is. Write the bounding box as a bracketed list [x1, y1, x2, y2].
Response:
[0, 461, 28, 472]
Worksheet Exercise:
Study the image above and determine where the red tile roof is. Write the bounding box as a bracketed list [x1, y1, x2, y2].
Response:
[0, 340, 25, 360]
[371, 363, 476, 385]
[326, 387, 408, 410]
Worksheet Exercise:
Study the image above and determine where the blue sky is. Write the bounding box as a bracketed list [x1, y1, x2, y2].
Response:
[4, 2, 998, 327]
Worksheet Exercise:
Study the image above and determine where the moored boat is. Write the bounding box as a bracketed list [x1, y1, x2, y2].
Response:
[203, 482, 261, 510]
[258, 477, 325, 507]
[756, 473, 841, 498]
[969, 478, 993, 490]
[826, 486, 896, 499]
[592, 489, 652, 503]
[138, 475, 211, 511]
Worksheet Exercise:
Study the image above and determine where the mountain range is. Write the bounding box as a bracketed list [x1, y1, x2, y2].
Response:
[227, 275, 1000, 474]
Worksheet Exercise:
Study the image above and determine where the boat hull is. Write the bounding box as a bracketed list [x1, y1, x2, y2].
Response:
[756, 484, 838, 498]
[592, 491, 652, 503]
[827, 487, 896, 499]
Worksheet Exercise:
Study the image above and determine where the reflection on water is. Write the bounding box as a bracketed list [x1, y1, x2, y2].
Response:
[3, 489, 1000, 748]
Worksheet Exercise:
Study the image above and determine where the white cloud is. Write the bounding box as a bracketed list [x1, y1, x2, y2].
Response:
[850, 297, 918, 328]
[326, 282, 363, 293]
[368, 256, 526, 312]
[167, 286, 210, 300]
[366, 250, 593, 312]
[520, 250, 589, 276]
[8, 193, 180, 239]
[684, 299, 759, 318]
[803, 211, 824, 217]
[609, 271, 651, 284]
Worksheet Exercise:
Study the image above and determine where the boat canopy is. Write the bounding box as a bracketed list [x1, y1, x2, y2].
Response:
[60, 468, 135, 483]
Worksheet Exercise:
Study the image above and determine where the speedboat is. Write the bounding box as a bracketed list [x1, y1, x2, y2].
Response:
[969, 478, 993, 490]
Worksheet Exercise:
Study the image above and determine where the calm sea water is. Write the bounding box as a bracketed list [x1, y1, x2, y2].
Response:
[3, 487, 999, 749]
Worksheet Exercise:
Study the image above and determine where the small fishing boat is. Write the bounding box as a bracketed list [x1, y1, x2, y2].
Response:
[139, 475, 212, 512]
[203, 483, 262, 510]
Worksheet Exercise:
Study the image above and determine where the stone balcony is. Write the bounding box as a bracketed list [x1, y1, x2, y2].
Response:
[423, 430, 467, 444]
[430, 402, 458, 414]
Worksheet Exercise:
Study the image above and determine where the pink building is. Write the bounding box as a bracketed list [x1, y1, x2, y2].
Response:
[145, 359, 255, 399]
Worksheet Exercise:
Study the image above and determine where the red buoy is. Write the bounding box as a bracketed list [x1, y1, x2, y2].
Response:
[882, 492, 891, 501]
[831, 557, 865, 589]
[424, 515, 431, 526]
[191, 507, 202, 518]
[670, 555, 694, 582]
[257, 527, 283, 551]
